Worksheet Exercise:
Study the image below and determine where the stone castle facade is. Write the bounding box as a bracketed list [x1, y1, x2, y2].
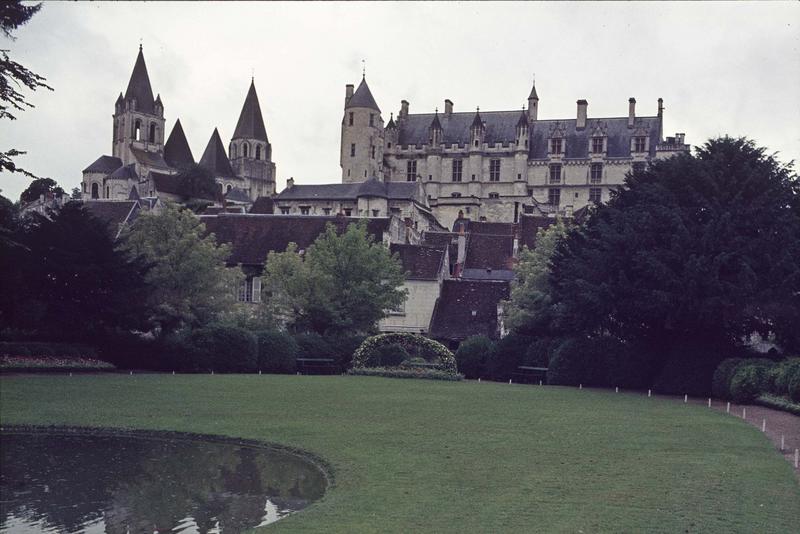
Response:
[81, 46, 276, 204]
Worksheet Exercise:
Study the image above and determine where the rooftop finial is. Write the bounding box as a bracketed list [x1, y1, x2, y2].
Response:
[251, 67, 254, 82]
[139, 39, 142, 52]
[362, 59, 366, 78]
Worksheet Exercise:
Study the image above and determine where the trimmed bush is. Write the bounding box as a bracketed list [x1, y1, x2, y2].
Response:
[348, 366, 463, 381]
[768, 358, 800, 396]
[547, 337, 599, 386]
[712, 358, 744, 400]
[730, 365, 769, 403]
[189, 325, 258, 373]
[327, 334, 367, 371]
[255, 330, 298, 374]
[455, 335, 495, 379]
[353, 333, 457, 373]
[295, 332, 338, 361]
[487, 333, 534, 381]
[370, 343, 410, 367]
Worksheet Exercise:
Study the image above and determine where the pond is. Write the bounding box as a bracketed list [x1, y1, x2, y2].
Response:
[0, 429, 328, 533]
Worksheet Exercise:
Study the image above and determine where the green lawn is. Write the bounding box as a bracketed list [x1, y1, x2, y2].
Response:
[1, 374, 798, 533]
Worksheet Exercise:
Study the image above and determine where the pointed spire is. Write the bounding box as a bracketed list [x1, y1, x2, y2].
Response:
[528, 77, 539, 100]
[517, 106, 528, 127]
[386, 112, 396, 129]
[346, 77, 381, 112]
[164, 119, 195, 170]
[124, 45, 156, 114]
[232, 79, 269, 142]
[471, 107, 483, 129]
[199, 128, 236, 178]
[430, 108, 442, 130]
[115, 92, 124, 106]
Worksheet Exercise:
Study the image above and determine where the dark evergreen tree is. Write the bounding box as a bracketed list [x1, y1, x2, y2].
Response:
[19, 177, 64, 203]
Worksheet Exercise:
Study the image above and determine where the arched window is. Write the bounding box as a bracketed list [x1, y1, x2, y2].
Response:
[255, 145, 261, 160]
[226, 184, 233, 193]
[91, 183, 99, 199]
[243, 143, 249, 158]
[231, 144, 237, 159]
[133, 120, 141, 141]
[149, 123, 156, 143]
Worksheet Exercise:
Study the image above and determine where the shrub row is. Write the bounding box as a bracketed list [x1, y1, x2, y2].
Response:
[0, 342, 99, 360]
[712, 357, 800, 403]
[0, 355, 115, 371]
[348, 367, 463, 381]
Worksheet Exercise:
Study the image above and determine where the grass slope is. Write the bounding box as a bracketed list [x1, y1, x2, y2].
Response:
[1, 374, 798, 533]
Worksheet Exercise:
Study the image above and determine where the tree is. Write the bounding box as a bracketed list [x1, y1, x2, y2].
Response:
[176, 164, 220, 203]
[1, 1, 53, 178]
[123, 203, 243, 334]
[0, 202, 150, 340]
[262, 221, 406, 335]
[549, 137, 800, 358]
[504, 218, 571, 335]
[19, 177, 64, 203]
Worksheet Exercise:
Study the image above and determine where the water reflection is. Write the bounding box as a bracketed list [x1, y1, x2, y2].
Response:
[0, 430, 327, 533]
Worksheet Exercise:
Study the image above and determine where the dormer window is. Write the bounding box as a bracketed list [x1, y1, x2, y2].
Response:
[634, 136, 646, 152]
[591, 137, 604, 154]
[550, 138, 563, 154]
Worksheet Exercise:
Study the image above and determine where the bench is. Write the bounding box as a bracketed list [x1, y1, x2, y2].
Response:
[296, 358, 337, 375]
[513, 366, 548, 384]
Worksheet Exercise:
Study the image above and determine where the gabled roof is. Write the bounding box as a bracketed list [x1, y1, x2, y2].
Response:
[108, 163, 138, 181]
[390, 244, 445, 281]
[199, 128, 236, 178]
[225, 187, 251, 204]
[83, 155, 122, 174]
[124, 46, 156, 115]
[471, 109, 484, 129]
[429, 280, 510, 341]
[164, 119, 195, 170]
[357, 177, 388, 198]
[249, 196, 274, 214]
[464, 233, 515, 271]
[130, 147, 170, 169]
[232, 80, 269, 142]
[82, 200, 140, 239]
[346, 77, 380, 112]
[201, 214, 390, 266]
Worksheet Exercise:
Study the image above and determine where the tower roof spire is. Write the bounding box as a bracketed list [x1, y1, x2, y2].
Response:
[528, 75, 539, 100]
[124, 45, 156, 114]
[164, 119, 195, 170]
[232, 79, 269, 142]
[346, 77, 381, 112]
[199, 128, 236, 178]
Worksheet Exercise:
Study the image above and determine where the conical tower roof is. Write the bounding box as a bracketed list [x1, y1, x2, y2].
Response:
[232, 79, 269, 142]
[346, 77, 381, 112]
[124, 45, 156, 114]
[164, 119, 195, 170]
[199, 128, 236, 178]
[528, 81, 539, 100]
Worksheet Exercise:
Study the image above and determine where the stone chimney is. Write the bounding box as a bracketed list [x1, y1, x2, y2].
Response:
[400, 100, 409, 118]
[576, 99, 588, 129]
[345, 84, 354, 105]
[455, 225, 466, 278]
[286, 177, 294, 188]
[628, 98, 636, 128]
[445, 99, 453, 115]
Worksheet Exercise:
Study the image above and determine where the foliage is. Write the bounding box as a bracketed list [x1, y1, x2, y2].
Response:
[1, 1, 53, 178]
[0, 355, 114, 371]
[188, 325, 257, 373]
[255, 330, 298, 374]
[352, 333, 456, 373]
[0, 203, 150, 340]
[711, 358, 744, 400]
[175, 164, 220, 202]
[0, 341, 97, 359]
[487, 332, 533, 381]
[652, 344, 734, 397]
[123, 203, 243, 333]
[294, 332, 337, 361]
[454, 335, 495, 379]
[262, 221, 406, 335]
[347, 367, 463, 381]
[504, 218, 571, 335]
[729, 365, 769, 403]
[754, 394, 800, 416]
[789, 373, 800, 403]
[326, 334, 367, 371]
[19, 177, 64, 203]
[767, 358, 800, 396]
[522, 337, 552, 368]
[368, 343, 410, 367]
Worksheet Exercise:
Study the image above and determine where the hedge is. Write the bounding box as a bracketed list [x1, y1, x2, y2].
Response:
[348, 366, 463, 381]
[1, 355, 115, 371]
[487, 333, 533, 381]
[0, 342, 98, 360]
[454, 335, 494, 379]
[256, 330, 298, 374]
[189, 325, 258, 373]
[353, 333, 457, 373]
[712, 357, 800, 405]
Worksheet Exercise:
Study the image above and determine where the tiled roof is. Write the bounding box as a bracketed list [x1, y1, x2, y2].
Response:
[357, 177, 388, 198]
[429, 280, 510, 341]
[82, 200, 139, 238]
[124, 47, 156, 115]
[225, 187, 251, 204]
[199, 128, 236, 178]
[398, 110, 522, 147]
[276, 180, 423, 203]
[130, 147, 169, 170]
[452, 219, 515, 236]
[232, 80, 269, 142]
[164, 119, 195, 170]
[464, 233, 515, 271]
[150, 172, 218, 202]
[421, 231, 460, 270]
[390, 244, 445, 281]
[519, 214, 556, 250]
[83, 155, 122, 174]
[346, 77, 380, 112]
[249, 196, 274, 214]
[108, 163, 137, 180]
[201, 214, 391, 266]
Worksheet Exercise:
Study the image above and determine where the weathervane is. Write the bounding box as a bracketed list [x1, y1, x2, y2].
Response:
[362, 59, 366, 78]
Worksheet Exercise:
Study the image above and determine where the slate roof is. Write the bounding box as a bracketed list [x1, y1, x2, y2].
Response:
[390, 244, 445, 281]
[199, 128, 236, 178]
[225, 187, 251, 203]
[464, 233, 515, 271]
[528, 83, 539, 100]
[276, 180, 423, 203]
[83, 155, 122, 174]
[130, 147, 170, 169]
[346, 77, 380, 112]
[108, 163, 138, 181]
[429, 280, 510, 341]
[128, 185, 140, 200]
[82, 200, 139, 238]
[421, 231, 460, 270]
[249, 196, 274, 214]
[150, 172, 218, 201]
[164, 119, 195, 170]
[519, 214, 556, 250]
[124, 47, 156, 115]
[232, 80, 269, 142]
[452, 219, 515, 236]
[397, 110, 661, 158]
[201, 214, 391, 266]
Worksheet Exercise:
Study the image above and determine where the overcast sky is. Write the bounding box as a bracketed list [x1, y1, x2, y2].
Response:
[2, 1, 798, 201]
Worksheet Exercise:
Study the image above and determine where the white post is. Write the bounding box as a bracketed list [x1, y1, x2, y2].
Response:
[509, 379, 512, 385]
[129, 371, 133, 376]
[69, 372, 72, 377]
[762, 419, 766, 432]
[648, 389, 651, 397]
[172, 370, 175, 375]
[539, 380, 542, 386]
[795, 449, 799, 468]
[615, 387, 619, 393]
[478, 378, 481, 383]
[742, 407, 746, 419]
[684, 394, 688, 403]
[211, 370, 214, 375]
[259, 370, 262, 375]
[579, 384, 583, 389]
[726, 402, 730, 413]
[708, 398, 711, 408]
[781, 435, 785, 451]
